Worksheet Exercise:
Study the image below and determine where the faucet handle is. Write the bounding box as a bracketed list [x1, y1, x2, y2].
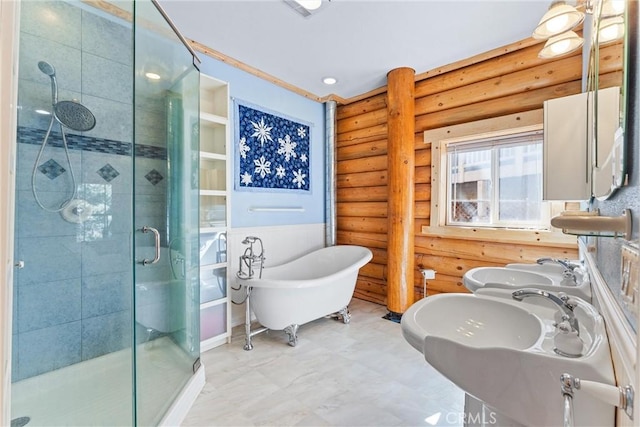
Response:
[559, 293, 578, 310]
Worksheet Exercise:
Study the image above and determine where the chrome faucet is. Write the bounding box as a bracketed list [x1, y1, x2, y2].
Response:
[536, 257, 582, 271]
[237, 236, 265, 279]
[536, 258, 583, 285]
[512, 288, 580, 335]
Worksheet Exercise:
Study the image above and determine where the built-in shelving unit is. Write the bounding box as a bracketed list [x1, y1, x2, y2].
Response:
[199, 74, 231, 351]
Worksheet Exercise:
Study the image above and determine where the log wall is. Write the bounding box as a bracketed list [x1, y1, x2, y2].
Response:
[337, 39, 624, 305]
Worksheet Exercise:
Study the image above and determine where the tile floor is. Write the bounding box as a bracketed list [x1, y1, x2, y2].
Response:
[183, 298, 465, 426]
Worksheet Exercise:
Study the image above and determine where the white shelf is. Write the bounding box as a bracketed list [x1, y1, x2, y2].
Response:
[201, 262, 226, 271]
[199, 190, 226, 197]
[200, 112, 227, 125]
[201, 298, 227, 309]
[199, 73, 231, 350]
[200, 226, 226, 233]
[200, 152, 226, 161]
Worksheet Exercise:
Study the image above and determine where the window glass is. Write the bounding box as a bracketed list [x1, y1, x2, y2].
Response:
[446, 132, 545, 229]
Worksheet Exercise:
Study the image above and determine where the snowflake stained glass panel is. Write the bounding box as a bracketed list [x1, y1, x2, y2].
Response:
[235, 102, 310, 192]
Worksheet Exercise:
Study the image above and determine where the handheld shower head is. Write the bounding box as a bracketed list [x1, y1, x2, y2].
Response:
[38, 61, 56, 77]
[38, 60, 58, 105]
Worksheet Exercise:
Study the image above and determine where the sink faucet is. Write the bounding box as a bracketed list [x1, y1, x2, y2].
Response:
[512, 288, 580, 335]
[536, 257, 581, 271]
[536, 258, 583, 285]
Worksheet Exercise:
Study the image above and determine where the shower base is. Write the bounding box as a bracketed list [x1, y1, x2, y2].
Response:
[11, 337, 194, 426]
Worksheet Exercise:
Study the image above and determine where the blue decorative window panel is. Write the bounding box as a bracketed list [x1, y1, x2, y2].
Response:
[234, 100, 310, 192]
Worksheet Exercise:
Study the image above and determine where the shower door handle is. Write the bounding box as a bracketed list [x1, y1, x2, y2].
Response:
[141, 226, 161, 265]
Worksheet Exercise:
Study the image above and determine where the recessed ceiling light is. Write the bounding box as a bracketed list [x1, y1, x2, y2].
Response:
[323, 77, 337, 85]
[284, 0, 327, 18]
[296, 0, 322, 10]
[145, 72, 161, 81]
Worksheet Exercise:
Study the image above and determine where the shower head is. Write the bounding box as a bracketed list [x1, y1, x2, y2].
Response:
[54, 100, 96, 132]
[38, 61, 56, 77]
[36, 60, 96, 132]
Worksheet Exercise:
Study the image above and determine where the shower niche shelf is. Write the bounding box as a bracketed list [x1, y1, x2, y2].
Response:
[199, 74, 231, 351]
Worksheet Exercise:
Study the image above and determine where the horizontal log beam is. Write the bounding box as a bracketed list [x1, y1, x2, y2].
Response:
[337, 139, 387, 160]
[338, 108, 387, 134]
[337, 202, 388, 218]
[416, 52, 582, 115]
[337, 186, 387, 202]
[415, 183, 431, 201]
[337, 123, 387, 147]
[337, 170, 387, 188]
[415, 79, 582, 131]
[337, 155, 387, 174]
[414, 43, 549, 98]
[337, 94, 387, 120]
[337, 230, 388, 249]
[415, 235, 578, 264]
[359, 262, 386, 281]
[338, 217, 388, 234]
[353, 289, 386, 306]
[415, 202, 430, 219]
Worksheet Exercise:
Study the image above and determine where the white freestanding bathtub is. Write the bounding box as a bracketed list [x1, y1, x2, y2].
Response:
[236, 245, 372, 349]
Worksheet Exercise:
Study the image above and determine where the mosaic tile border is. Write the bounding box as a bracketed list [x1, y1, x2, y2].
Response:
[17, 126, 167, 160]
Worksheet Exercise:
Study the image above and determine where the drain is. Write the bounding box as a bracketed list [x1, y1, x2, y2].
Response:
[11, 417, 30, 427]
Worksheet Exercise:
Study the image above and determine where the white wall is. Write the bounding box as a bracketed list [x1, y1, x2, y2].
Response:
[198, 55, 326, 229]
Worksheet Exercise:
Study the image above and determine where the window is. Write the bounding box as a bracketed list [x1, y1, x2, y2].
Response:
[445, 130, 548, 229]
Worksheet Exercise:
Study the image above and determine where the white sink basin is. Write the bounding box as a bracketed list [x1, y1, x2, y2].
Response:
[464, 267, 553, 289]
[401, 289, 614, 426]
[402, 293, 542, 352]
[463, 263, 592, 301]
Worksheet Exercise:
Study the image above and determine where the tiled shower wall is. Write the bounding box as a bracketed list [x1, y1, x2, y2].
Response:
[13, 1, 168, 381]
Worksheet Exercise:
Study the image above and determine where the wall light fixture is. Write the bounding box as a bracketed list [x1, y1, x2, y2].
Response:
[598, 16, 625, 43]
[533, 1, 585, 39]
[539, 30, 585, 58]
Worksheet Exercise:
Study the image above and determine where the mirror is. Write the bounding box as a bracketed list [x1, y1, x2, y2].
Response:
[589, 0, 629, 199]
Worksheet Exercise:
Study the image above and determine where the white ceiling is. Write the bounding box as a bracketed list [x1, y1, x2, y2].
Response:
[158, 0, 552, 100]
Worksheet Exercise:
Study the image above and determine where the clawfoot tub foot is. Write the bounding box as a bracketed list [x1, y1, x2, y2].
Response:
[284, 324, 299, 347]
[337, 306, 351, 324]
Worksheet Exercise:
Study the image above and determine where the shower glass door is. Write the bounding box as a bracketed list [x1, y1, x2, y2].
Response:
[132, 1, 200, 425]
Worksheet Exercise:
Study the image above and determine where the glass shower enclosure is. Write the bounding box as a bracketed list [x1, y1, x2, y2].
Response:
[11, 0, 200, 425]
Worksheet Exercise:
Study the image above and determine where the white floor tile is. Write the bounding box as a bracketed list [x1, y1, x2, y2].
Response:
[183, 298, 465, 427]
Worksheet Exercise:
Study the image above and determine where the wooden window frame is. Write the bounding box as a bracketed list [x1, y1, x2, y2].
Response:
[423, 110, 577, 247]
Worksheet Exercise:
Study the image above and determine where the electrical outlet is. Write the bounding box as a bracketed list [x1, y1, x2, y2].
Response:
[420, 269, 436, 280]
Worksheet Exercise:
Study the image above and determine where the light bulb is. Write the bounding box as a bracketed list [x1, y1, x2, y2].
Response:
[600, 23, 624, 43]
[551, 38, 572, 54]
[546, 14, 569, 33]
[611, 0, 625, 14]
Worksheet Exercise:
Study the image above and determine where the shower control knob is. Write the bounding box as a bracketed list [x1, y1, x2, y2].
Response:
[14, 260, 24, 269]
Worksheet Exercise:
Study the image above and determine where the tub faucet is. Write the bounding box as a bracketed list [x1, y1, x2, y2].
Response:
[512, 288, 580, 335]
[237, 236, 265, 279]
[537, 258, 583, 285]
